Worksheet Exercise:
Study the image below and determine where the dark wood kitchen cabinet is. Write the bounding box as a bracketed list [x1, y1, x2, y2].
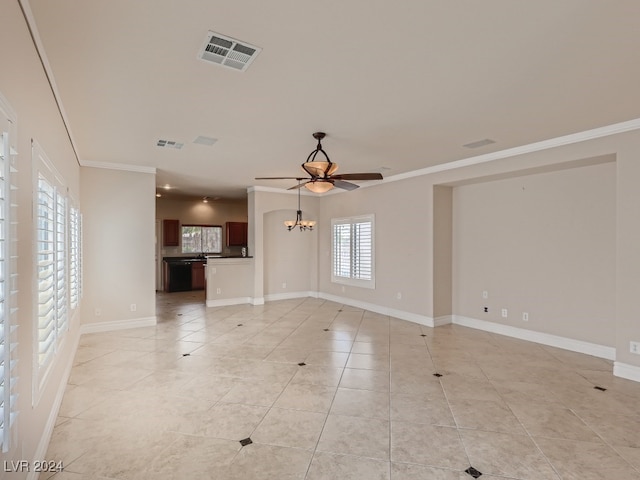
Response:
[226, 222, 248, 246]
[191, 261, 206, 290]
[163, 219, 180, 246]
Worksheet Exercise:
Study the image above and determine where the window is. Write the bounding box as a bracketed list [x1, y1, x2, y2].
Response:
[181, 225, 222, 254]
[0, 96, 18, 452]
[331, 214, 375, 289]
[33, 141, 70, 396]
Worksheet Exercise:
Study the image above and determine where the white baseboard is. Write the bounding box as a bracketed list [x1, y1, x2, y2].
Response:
[204, 290, 432, 327]
[434, 315, 453, 327]
[318, 292, 434, 327]
[264, 291, 316, 302]
[613, 362, 640, 382]
[206, 296, 253, 307]
[451, 315, 616, 360]
[79, 316, 157, 335]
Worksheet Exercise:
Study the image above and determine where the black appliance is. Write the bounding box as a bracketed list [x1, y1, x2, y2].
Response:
[167, 261, 192, 292]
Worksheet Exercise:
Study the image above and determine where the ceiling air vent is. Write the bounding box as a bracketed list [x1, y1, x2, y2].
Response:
[157, 139, 184, 149]
[193, 136, 217, 146]
[463, 138, 496, 149]
[198, 31, 261, 72]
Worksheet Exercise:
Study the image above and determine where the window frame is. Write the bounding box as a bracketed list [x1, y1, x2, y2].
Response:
[32, 140, 71, 403]
[180, 224, 223, 254]
[331, 214, 375, 289]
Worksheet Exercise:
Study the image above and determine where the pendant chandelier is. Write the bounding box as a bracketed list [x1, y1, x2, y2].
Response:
[284, 181, 316, 231]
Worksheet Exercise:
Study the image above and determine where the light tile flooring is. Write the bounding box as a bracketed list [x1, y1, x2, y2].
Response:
[44, 292, 640, 480]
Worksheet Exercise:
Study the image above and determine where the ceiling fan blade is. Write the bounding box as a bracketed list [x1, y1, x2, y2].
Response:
[287, 182, 309, 190]
[332, 180, 360, 191]
[330, 172, 383, 181]
[255, 177, 307, 180]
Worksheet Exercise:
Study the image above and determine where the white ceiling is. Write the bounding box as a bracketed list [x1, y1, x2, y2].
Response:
[25, 0, 640, 199]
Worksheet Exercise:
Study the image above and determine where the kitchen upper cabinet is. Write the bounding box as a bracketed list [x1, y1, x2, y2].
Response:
[226, 222, 248, 246]
[163, 219, 180, 246]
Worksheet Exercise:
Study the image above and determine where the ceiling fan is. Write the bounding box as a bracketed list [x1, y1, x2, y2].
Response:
[255, 132, 383, 193]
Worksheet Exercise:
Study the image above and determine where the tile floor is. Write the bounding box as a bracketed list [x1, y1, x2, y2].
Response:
[43, 291, 640, 479]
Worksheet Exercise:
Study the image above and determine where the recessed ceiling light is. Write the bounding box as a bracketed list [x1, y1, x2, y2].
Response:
[463, 139, 496, 149]
[163, 184, 171, 190]
[156, 193, 162, 197]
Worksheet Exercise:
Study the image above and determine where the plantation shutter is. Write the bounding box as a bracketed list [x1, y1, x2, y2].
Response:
[37, 174, 56, 369]
[333, 223, 351, 279]
[352, 221, 372, 281]
[0, 128, 18, 452]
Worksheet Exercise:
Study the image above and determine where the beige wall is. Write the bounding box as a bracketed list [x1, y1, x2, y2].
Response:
[318, 176, 433, 319]
[81, 167, 156, 326]
[0, 0, 82, 471]
[263, 209, 318, 296]
[248, 188, 319, 303]
[452, 161, 616, 345]
[614, 137, 640, 367]
[433, 186, 453, 319]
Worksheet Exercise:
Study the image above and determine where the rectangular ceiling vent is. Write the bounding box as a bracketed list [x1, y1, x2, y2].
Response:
[463, 138, 496, 149]
[157, 139, 184, 149]
[199, 31, 261, 72]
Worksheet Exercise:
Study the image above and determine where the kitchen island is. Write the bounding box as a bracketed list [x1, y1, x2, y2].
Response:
[205, 256, 254, 307]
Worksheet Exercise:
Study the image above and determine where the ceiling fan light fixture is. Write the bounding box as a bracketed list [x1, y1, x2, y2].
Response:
[255, 131, 383, 192]
[301, 132, 339, 179]
[305, 180, 334, 193]
[302, 161, 338, 178]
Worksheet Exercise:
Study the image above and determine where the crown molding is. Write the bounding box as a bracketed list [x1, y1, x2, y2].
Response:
[385, 117, 640, 185]
[81, 160, 156, 174]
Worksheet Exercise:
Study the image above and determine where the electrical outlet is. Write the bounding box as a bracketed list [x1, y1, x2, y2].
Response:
[130, 303, 137, 312]
[216, 288, 221, 294]
[282, 282, 287, 289]
[482, 291, 489, 299]
[630, 341, 640, 355]
[483, 307, 488, 313]
[501, 308, 508, 318]
[94, 308, 101, 317]
[522, 312, 529, 322]
[396, 292, 402, 300]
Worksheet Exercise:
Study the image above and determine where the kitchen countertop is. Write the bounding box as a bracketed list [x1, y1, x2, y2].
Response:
[163, 256, 252, 262]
